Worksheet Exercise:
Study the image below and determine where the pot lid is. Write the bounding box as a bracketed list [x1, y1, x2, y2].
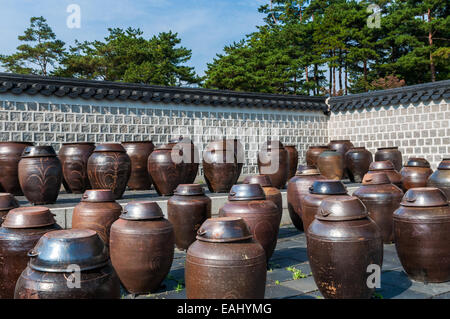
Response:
[317, 196, 368, 221]
[309, 180, 347, 195]
[120, 201, 164, 220]
[2, 206, 56, 228]
[196, 217, 253, 243]
[243, 175, 273, 187]
[404, 158, 430, 168]
[174, 184, 205, 196]
[377, 146, 399, 150]
[369, 160, 395, 171]
[228, 184, 266, 201]
[260, 140, 284, 150]
[296, 165, 321, 176]
[438, 159, 450, 170]
[0, 193, 19, 211]
[401, 187, 448, 207]
[94, 143, 126, 153]
[81, 189, 116, 202]
[309, 145, 329, 149]
[21, 146, 56, 158]
[28, 229, 109, 272]
[362, 173, 391, 185]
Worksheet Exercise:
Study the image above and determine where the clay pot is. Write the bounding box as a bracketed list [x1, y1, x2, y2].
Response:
[375, 147, 402, 172]
[316, 150, 344, 180]
[203, 139, 241, 193]
[219, 184, 280, 261]
[0, 207, 61, 299]
[185, 217, 266, 299]
[168, 137, 200, 184]
[328, 140, 354, 178]
[15, 229, 119, 299]
[167, 184, 211, 251]
[367, 161, 402, 189]
[110, 201, 174, 294]
[301, 180, 348, 233]
[306, 146, 329, 167]
[72, 189, 122, 246]
[243, 175, 282, 220]
[58, 142, 95, 194]
[353, 173, 403, 243]
[287, 166, 325, 231]
[307, 196, 383, 299]
[18, 146, 63, 205]
[345, 147, 373, 183]
[257, 141, 289, 189]
[393, 188, 450, 283]
[0, 142, 33, 196]
[0, 193, 19, 225]
[87, 144, 131, 200]
[400, 158, 433, 191]
[427, 159, 450, 200]
[285, 145, 299, 180]
[122, 141, 154, 190]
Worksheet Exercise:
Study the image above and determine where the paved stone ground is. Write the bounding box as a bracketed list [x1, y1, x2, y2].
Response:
[122, 225, 450, 300]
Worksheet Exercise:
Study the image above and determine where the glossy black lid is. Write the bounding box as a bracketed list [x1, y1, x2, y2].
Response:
[228, 184, 266, 201]
[2, 206, 56, 228]
[401, 187, 448, 207]
[196, 217, 252, 243]
[317, 196, 368, 221]
[243, 175, 273, 187]
[21, 146, 57, 158]
[0, 193, 19, 211]
[309, 180, 347, 195]
[81, 189, 116, 202]
[94, 143, 126, 153]
[174, 184, 205, 196]
[404, 158, 430, 168]
[120, 201, 164, 220]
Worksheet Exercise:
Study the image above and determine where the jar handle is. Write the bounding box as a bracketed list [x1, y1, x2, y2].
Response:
[319, 208, 331, 217]
[27, 250, 39, 257]
[197, 230, 206, 236]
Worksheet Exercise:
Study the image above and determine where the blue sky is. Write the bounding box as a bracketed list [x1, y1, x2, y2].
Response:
[0, 0, 266, 76]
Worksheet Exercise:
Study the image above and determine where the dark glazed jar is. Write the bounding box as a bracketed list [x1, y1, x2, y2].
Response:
[0, 142, 33, 196]
[401, 158, 433, 191]
[18, 146, 63, 205]
[185, 217, 266, 299]
[0, 207, 61, 299]
[367, 160, 402, 189]
[110, 201, 174, 294]
[243, 175, 282, 219]
[393, 188, 450, 283]
[15, 229, 120, 299]
[287, 167, 325, 231]
[87, 144, 131, 200]
[168, 184, 211, 251]
[72, 189, 122, 246]
[353, 173, 403, 243]
[218, 184, 280, 261]
[168, 136, 200, 185]
[58, 142, 96, 194]
[301, 180, 348, 233]
[317, 150, 344, 180]
[0, 193, 19, 225]
[345, 147, 373, 183]
[203, 139, 241, 193]
[285, 145, 299, 180]
[307, 196, 383, 299]
[306, 146, 329, 167]
[257, 140, 288, 189]
[375, 147, 402, 172]
[328, 140, 354, 178]
[427, 159, 450, 200]
[122, 141, 154, 190]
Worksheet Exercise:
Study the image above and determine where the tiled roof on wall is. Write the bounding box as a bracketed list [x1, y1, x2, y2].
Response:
[0, 73, 327, 112]
[328, 80, 450, 112]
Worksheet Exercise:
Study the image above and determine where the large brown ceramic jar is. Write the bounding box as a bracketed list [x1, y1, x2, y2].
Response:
[169, 137, 200, 184]
[306, 146, 329, 167]
[367, 160, 402, 189]
[87, 144, 131, 200]
[0, 193, 19, 225]
[72, 189, 122, 246]
[302, 180, 348, 233]
[110, 201, 174, 294]
[307, 196, 383, 299]
[0, 142, 33, 196]
[375, 147, 402, 172]
[203, 139, 240, 193]
[353, 173, 403, 243]
[18, 146, 63, 205]
[185, 217, 266, 299]
[15, 229, 120, 299]
[393, 188, 450, 283]
[58, 142, 95, 194]
[427, 159, 450, 200]
[168, 184, 211, 251]
[285, 145, 299, 179]
[316, 150, 344, 180]
[122, 141, 154, 190]
[219, 184, 279, 261]
[287, 166, 325, 231]
[345, 147, 373, 183]
[243, 175, 282, 220]
[400, 158, 433, 191]
[0, 207, 61, 299]
[257, 140, 288, 189]
[328, 140, 354, 178]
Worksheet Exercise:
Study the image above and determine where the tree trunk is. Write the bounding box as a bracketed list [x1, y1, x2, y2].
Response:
[428, 8, 436, 82]
[314, 64, 318, 95]
[345, 64, 348, 95]
[363, 59, 368, 91]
